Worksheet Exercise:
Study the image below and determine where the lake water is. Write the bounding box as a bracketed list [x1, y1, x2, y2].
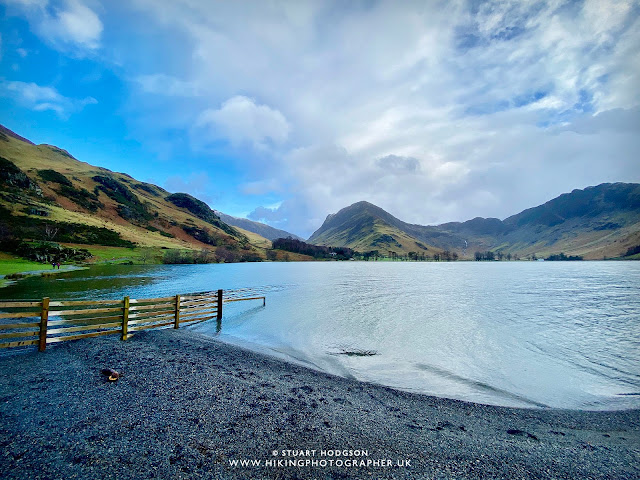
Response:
[3, 261, 639, 410]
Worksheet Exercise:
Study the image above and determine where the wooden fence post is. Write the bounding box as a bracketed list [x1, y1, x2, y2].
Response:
[121, 296, 130, 341]
[216, 289, 223, 333]
[174, 294, 181, 329]
[38, 297, 49, 352]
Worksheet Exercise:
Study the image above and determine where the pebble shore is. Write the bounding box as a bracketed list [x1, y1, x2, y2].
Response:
[1, 329, 638, 479]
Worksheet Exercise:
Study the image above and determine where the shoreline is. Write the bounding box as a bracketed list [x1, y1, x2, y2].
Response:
[0, 264, 86, 288]
[1, 329, 638, 479]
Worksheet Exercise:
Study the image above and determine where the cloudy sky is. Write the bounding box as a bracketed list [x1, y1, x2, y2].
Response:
[1, 0, 639, 237]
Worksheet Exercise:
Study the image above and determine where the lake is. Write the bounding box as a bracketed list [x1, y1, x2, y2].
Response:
[2, 261, 639, 410]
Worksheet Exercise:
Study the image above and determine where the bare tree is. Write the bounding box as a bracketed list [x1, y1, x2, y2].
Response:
[195, 249, 212, 264]
[44, 224, 59, 242]
[215, 247, 237, 263]
[138, 247, 153, 264]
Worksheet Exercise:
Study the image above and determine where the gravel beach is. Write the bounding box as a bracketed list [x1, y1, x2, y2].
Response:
[1, 329, 638, 479]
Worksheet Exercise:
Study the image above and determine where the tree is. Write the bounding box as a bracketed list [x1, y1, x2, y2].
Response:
[44, 224, 59, 242]
[215, 247, 237, 263]
[195, 249, 213, 263]
[163, 249, 189, 264]
[139, 247, 153, 264]
[272, 237, 354, 260]
[624, 245, 640, 257]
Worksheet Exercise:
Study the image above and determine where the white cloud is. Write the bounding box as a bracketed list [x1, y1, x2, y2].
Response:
[3, 0, 48, 7]
[376, 155, 420, 174]
[240, 179, 282, 196]
[14, 0, 635, 236]
[195, 96, 290, 148]
[116, 0, 639, 236]
[53, 0, 102, 49]
[134, 74, 200, 97]
[0, 80, 97, 118]
[4, 0, 103, 52]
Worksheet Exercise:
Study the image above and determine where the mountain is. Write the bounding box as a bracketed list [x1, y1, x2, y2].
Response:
[215, 211, 303, 241]
[308, 184, 640, 259]
[0, 125, 35, 145]
[3, 123, 638, 262]
[0, 125, 271, 261]
[308, 201, 447, 255]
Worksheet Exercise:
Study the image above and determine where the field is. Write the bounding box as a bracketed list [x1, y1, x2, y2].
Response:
[0, 253, 52, 275]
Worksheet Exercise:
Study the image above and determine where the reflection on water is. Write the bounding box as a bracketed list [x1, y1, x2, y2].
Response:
[2, 261, 639, 410]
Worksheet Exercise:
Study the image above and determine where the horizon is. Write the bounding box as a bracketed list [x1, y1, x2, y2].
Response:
[1, 1, 639, 237]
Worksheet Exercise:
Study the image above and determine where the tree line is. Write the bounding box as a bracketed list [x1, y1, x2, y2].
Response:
[272, 237, 355, 259]
[474, 251, 584, 261]
[474, 251, 518, 261]
[272, 238, 466, 261]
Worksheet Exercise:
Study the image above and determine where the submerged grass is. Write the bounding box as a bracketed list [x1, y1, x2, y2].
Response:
[0, 254, 52, 276]
[332, 348, 378, 357]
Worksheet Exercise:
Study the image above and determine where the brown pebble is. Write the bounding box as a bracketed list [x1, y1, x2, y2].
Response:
[101, 368, 120, 381]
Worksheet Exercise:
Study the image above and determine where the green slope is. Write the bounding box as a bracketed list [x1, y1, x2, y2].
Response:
[0, 124, 271, 261]
[309, 185, 640, 259]
[308, 202, 444, 255]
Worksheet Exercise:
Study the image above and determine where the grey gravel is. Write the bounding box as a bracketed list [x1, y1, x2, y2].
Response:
[0, 329, 638, 479]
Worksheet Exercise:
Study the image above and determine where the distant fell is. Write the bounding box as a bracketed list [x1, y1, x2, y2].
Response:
[309, 184, 640, 259]
[308, 201, 446, 255]
[216, 211, 303, 241]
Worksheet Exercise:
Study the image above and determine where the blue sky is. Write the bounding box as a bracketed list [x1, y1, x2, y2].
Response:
[1, 0, 639, 238]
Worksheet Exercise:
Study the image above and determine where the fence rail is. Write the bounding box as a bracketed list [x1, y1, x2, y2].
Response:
[0, 289, 265, 351]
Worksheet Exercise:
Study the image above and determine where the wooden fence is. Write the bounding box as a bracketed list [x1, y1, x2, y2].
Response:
[0, 288, 265, 351]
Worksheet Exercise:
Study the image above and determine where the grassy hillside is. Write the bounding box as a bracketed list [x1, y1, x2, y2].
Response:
[309, 187, 640, 260]
[0, 125, 280, 264]
[3, 123, 637, 264]
[308, 201, 445, 256]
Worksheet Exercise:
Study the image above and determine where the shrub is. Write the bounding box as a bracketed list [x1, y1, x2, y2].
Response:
[5, 272, 26, 280]
[166, 193, 238, 236]
[93, 175, 152, 223]
[37, 169, 72, 186]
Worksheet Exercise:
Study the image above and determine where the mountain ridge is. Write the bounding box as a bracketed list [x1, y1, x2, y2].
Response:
[2, 123, 638, 261]
[0, 124, 279, 262]
[215, 211, 303, 242]
[309, 184, 640, 259]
